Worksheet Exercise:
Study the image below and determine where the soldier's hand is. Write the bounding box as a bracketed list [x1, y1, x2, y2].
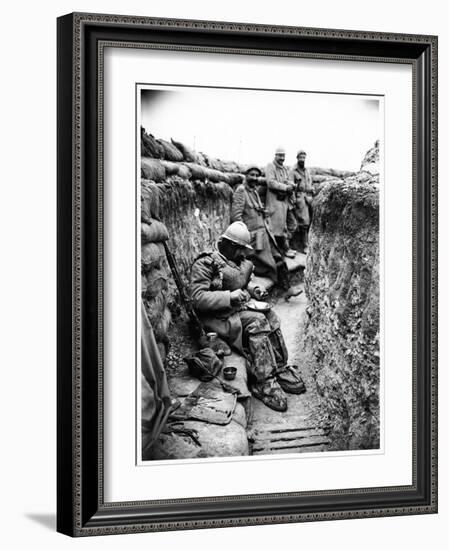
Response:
[230, 289, 247, 306]
[253, 286, 268, 300]
[287, 184, 295, 193]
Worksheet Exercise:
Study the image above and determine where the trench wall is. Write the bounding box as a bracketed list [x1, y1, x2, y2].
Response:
[303, 173, 380, 449]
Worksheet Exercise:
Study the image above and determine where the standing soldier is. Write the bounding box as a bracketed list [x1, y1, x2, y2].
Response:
[190, 222, 305, 412]
[265, 147, 297, 258]
[290, 150, 314, 254]
[231, 166, 283, 285]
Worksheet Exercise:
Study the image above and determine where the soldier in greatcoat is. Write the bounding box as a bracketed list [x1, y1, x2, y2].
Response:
[265, 147, 297, 259]
[190, 222, 305, 412]
[290, 150, 314, 253]
[231, 166, 284, 285]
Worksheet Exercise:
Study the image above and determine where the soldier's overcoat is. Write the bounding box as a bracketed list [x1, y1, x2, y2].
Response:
[265, 161, 294, 237]
[231, 182, 280, 282]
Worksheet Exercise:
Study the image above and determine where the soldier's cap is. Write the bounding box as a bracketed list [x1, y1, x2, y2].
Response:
[220, 221, 253, 251]
[245, 165, 262, 176]
[296, 149, 307, 157]
[275, 146, 286, 155]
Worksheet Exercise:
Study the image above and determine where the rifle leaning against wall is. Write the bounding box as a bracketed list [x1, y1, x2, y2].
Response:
[162, 241, 207, 344]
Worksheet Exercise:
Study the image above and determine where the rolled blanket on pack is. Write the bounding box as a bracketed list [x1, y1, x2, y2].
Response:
[171, 138, 198, 162]
[158, 139, 184, 162]
[141, 158, 166, 182]
[141, 220, 169, 244]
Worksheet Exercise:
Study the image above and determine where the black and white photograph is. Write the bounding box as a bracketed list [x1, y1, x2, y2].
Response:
[139, 85, 381, 461]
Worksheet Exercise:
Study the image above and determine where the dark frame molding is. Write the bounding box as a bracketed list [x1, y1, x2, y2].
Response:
[57, 12, 438, 537]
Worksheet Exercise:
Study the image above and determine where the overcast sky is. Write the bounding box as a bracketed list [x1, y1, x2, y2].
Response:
[141, 86, 380, 172]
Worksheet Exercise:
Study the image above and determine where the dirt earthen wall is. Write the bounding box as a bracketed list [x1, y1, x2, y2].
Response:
[303, 176, 380, 450]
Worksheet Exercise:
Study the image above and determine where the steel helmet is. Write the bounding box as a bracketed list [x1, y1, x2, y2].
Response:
[220, 222, 253, 250]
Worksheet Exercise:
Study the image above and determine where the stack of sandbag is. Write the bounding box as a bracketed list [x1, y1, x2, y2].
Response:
[141, 130, 246, 188]
[141, 158, 166, 182]
[141, 216, 172, 362]
[141, 127, 185, 161]
[309, 166, 355, 181]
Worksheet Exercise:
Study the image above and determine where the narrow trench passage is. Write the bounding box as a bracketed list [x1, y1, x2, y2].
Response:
[159, 266, 330, 459]
[248, 284, 330, 455]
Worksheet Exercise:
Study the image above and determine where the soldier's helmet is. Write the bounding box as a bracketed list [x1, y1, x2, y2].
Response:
[220, 222, 253, 251]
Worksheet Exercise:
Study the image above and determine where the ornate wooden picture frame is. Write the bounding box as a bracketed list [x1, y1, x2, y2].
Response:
[57, 12, 437, 536]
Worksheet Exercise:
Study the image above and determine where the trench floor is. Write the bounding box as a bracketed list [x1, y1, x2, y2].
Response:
[248, 284, 330, 455]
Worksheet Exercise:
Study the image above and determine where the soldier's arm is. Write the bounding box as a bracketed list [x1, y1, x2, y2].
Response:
[305, 169, 314, 193]
[266, 164, 289, 192]
[290, 168, 303, 190]
[230, 186, 245, 223]
[190, 259, 231, 312]
[246, 269, 268, 299]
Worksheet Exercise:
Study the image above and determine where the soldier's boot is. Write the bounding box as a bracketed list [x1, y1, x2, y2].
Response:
[284, 237, 296, 258]
[284, 285, 303, 301]
[302, 227, 310, 254]
[268, 326, 306, 394]
[252, 376, 288, 412]
[276, 259, 302, 299]
[275, 365, 306, 395]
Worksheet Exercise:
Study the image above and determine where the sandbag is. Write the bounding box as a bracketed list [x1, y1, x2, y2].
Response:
[160, 160, 180, 176]
[205, 168, 225, 182]
[184, 162, 207, 181]
[196, 151, 209, 167]
[141, 220, 169, 244]
[220, 160, 240, 173]
[149, 419, 249, 460]
[141, 180, 160, 221]
[177, 164, 191, 179]
[217, 172, 231, 184]
[214, 181, 233, 199]
[208, 158, 240, 173]
[141, 158, 166, 182]
[145, 269, 169, 299]
[207, 157, 225, 171]
[141, 130, 165, 158]
[171, 138, 198, 162]
[141, 242, 164, 270]
[170, 380, 237, 425]
[159, 139, 184, 162]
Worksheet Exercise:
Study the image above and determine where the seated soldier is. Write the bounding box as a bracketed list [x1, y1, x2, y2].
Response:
[190, 221, 305, 412]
